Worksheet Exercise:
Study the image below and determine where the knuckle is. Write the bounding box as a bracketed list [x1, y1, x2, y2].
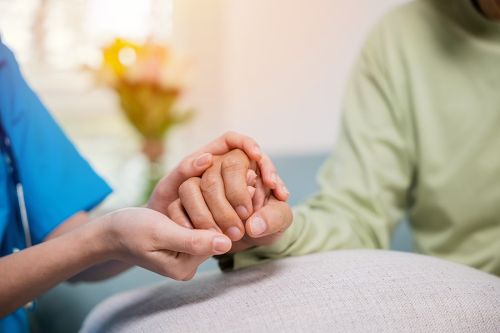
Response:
[185, 234, 204, 254]
[169, 213, 185, 226]
[178, 180, 189, 195]
[167, 201, 178, 218]
[218, 209, 238, 225]
[179, 177, 199, 196]
[150, 225, 163, 248]
[222, 152, 249, 172]
[225, 187, 246, 202]
[223, 130, 238, 139]
[176, 159, 191, 179]
[200, 173, 219, 194]
[190, 213, 212, 227]
[231, 148, 247, 158]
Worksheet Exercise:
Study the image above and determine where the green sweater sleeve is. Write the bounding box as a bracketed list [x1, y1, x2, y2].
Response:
[232, 32, 416, 270]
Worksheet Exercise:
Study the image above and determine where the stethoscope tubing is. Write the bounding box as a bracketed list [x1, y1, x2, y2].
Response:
[0, 124, 32, 248]
[0, 122, 36, 310]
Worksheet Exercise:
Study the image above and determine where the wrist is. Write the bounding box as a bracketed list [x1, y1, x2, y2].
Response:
[81, 214, 118, 263]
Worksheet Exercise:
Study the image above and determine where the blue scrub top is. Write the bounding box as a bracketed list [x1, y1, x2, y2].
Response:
[0, 41, 112, 332]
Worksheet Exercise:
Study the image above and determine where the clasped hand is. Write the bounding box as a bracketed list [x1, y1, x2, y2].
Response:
[103, 132, 292, 282]
[167, 149, 292, 254]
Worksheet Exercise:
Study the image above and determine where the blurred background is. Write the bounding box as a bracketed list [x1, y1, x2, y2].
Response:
[0, 0, 410, 331]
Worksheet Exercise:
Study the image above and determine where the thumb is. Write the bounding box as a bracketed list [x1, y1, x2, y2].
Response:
[162, 223, 232, 256]
[168, 152, 214, 187]
[246, 196, 293, 238]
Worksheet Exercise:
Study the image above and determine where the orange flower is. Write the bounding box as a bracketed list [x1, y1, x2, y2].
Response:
[98, 38, 141, 85]
[94, 38, 193, 142]
[96, 38, 190, 90]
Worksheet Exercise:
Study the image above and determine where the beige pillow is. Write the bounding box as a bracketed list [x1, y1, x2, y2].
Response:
[81, 250, 500, 333]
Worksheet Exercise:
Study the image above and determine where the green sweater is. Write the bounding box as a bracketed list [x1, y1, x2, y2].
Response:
[234, 0, 500, 276]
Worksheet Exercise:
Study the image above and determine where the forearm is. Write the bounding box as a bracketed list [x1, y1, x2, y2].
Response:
[0, 216, 112, 316]
[47, 212, 132, 283]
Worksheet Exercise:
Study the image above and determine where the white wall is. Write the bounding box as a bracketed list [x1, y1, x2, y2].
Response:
[172, 0, 409, 155]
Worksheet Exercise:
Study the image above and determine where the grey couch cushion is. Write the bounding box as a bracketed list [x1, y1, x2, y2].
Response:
[81, 250, 500, 333]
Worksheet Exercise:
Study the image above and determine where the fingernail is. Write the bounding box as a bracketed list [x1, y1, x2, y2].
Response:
[194, 153, 211, 167]
[236, 205, 249, 218]
[226, 227, 243, 241]
[213, 236, 231, 253]
[250, 216, 267, 236]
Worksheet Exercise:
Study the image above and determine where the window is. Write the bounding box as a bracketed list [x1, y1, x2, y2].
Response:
[0, 0, 173, 68]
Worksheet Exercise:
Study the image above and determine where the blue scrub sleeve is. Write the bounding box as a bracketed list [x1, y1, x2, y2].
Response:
[0, 41, 112, 244]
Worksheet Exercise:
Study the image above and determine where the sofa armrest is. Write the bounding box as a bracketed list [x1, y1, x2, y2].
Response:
[81, 250, 500, 333]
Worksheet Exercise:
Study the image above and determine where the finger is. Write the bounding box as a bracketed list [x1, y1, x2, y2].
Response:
[220, 150, 253, 220]
[248, 186, 256, 198]
[149, 152, 214, 212]
[168, 152, 214, 186]
[199, 131, 262, 161]
[252, 176, 268, 211]
[259, 154, 289, 202]
[179, 177, 220, 232]
[274, 175, 290, 202]
[195, 132, 278, 190]
[246, 196, 293, 238]
[201, 163, 245, 241]
[167, 199, 193, 229]
[247, 169, 257, 186]
[165, 131, 260, 196]
[165, 132, 259, 197]
[157, 224, 232, 256]
[257, 153, 278, 189]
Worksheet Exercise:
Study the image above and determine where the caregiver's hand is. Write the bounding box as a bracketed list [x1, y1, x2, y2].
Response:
[104, 208, 231, 280]
[148, 131, 286, 215]
[0, 208, 232, 317]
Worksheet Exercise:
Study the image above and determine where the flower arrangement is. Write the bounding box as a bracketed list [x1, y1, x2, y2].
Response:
[96, 38, 193, 199]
